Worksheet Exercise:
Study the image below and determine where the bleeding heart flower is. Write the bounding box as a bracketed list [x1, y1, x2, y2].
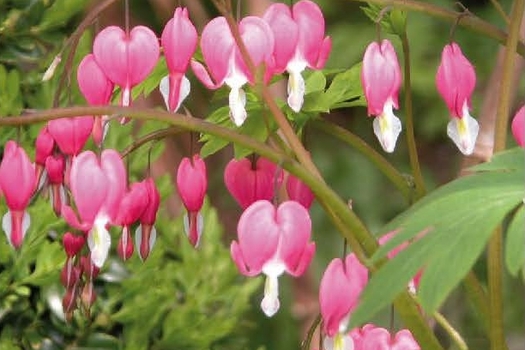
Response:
[358, 326, 420, 350]
[361, 39, 402, 153]
[511, 105, 524, 147]
[115, 182, 149, 260]
[47, 117, 94, 156]
[160, 7, 197, 113]
[263, 0, 331, 112]
[35, 126, 55, 186]
[45, 154, 66, 215]
[231, 200, 315, 317]
[224, 157, 283, 209]
[191, 16, 274, 126]
[63, 232, 86, 258]
[176, 154, 207, 247]
[286, 173, 314, 209]
[135, 178, 160, 261]
[0, 141, 36, 249]
[436, 42, 478, 155]
[93, 26, 160, 108]
[62, 149, 126, 267]
[320, 254, 368, 350]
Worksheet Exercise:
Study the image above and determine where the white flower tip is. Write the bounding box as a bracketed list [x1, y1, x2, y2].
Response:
[160, 75, 170, 110]
[373, 112, 402, 153]
[42, 55, 61, 82]
[134, 225, 157, 261]
[159, 75, 191, 113]
[88, 225, 111, 268]
[261, 293, 280, 317]
[287, 71, 305, 113]
[447, 115, 479, 155]
[183, 211, 204, 248]
[2, 211, 30, 248]
[229, 87, 247, 126]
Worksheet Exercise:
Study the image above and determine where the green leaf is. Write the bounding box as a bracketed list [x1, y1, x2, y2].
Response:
[325, 63, 363, 106]
[350, 169, 524, 327]
[304, 70, 326, 94]
[38, 0, 90, 30]
[505, 205, 525, 276]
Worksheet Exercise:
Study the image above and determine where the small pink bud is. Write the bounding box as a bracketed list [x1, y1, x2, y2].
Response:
[63, 232, 86, 257]
[511, 105, 524, 147]
[176, 155, 207, 213]
[286, 174, 314, 209]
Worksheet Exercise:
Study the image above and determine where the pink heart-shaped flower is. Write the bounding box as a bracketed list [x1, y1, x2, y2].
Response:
[62, 232, 86, 257]
[47, 116, 94, 156]
[93, 25, 160, 106]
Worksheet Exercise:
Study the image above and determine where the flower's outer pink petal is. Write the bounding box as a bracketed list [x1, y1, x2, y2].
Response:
[63, 232, 86, 257]
[391, 329, 420, 350]
[190, 60, 222, 89]
[224, 158, 257, 209]
[116, 182, 149, 225]
[93, 26, 130, 87]
[127, 26, 160, 86]
[161, 7, 198, 74]
[276, 201, 313, 273]
[117, 226, 134, 260]
[0, 141, 35, 211]
[140, 178, 160, 225]
[288, 242, 315, 277]
[2, 210, 30, 249]
[183, 211, 203, 248]
[344, 253, 369, 291]
[237, 16, 275, 80]
[286, 173, 314, 209]
[45, 154, 65, 185]
[199, 16, 235, 86]
[100, 149, 127, 222]
[77, 53, 114, 106]
[231, 241, 259, 276]
[69, 151, 108, 224]
[263, 3, 298, 74]
[35, 126, 54, 166]
[48, 116, 94, 156]
[511, 105, 525, 147]
[176, 154, 207, 212]
[61, 205, 92, 231]
[361, 40, 401, 116]
[235, 200, 280, 275]
[314, 36, 332, 69]
[320, 258, 356, 337]
[293, 0, 326, 68]
[436, 42, 476, 118]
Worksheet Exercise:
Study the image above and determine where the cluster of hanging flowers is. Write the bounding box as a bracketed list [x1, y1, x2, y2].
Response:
[3, 0, 523, 345]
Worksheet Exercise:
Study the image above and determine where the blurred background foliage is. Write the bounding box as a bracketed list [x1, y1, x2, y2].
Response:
[0, 0, 524, 349]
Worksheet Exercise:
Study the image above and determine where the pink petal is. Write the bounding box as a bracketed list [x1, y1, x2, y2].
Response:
[47, 116, 94, 156]
[235, 200, 280, 275]
[263, 3, 299, 74]
[176, 155, 207, 212]
[286, 173, 314, 209]
[77, 53, 114, 106]
[361, 327, 392, 349]
[292, 0, 328, 68]
[391, 329, 420, 350]
[69, 151, 108, 224]
[140, 178, 160, 225]
[161, 7, 198, 74]
[199, 16, 235, 86]
[115, 182, 149, 225]
[436, 42, 476, 118]
[237, 16, 275, 80]
[0, 141, 35, 211]
[361, 40, 402, 116]
[61, 205, 92, 231]
[100, 149, 127, 222]
[190, 60, 222, 89]
[35, 126, 54, 166]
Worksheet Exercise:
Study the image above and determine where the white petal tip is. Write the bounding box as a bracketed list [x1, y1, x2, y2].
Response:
[260, 295, 280, 317]
[447, 115, 479, 155]
[287, 71, 305, 113]
[373, 113, 402, 153]
[323, 334, 354, 350]
[229, 87, 247, 126]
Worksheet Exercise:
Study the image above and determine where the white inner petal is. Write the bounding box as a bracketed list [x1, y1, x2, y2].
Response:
[260, 274, 281, 317]
[323, 334, 355, 350]
[287, 70, 305, 113]
[373, 101, 402, 153]
[88, 220, 111, 268]
[228, 87, 247, 127]
[447, 111, 479, 156]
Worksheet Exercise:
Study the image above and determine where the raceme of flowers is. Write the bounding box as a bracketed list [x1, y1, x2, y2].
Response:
[1, 0, 523, 345]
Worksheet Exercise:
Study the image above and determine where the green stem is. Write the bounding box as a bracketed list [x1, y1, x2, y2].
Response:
[301, 314, 321, 350]
[345, 0, 525, 56]
[463, 271, 490, 333]
[313, 120, 412, 202]
[400, 32, 426, 200]
[488, 0, 523, 348]
[1, 106, 443, 349]
[433, 312, 468, 350]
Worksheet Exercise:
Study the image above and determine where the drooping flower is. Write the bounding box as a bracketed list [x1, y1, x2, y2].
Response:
[93, 26, 160, 108]
[176, 155, 207, 247]
[224, 157, 283, 209]
[263, 0, 331, 112]
[45, 154, 66, 216]
[62, 149, 126, 267]
[135, 177, 160, 261]
[160, 7, 197, 113]
[114, 182, 149, 260]
[0, 141, 36, 248]
[320, 254, 368, 350]
[511, 105, 524, 147]
[436, 42, 479, 155]
[77, 53, 115, 145]
[191, 16, 274, 126]
[231, 200, 315, 317]
[47, 116, 94, 156]
[286, 173, 314, 209]
[35, 126, 55, 187]
[361, 39, 402, 153]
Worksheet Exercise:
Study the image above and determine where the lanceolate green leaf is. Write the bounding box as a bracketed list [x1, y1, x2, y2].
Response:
[505, 205, 525, 276]
[470, 147, 524, 172]
[350, 163, 524, 327]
